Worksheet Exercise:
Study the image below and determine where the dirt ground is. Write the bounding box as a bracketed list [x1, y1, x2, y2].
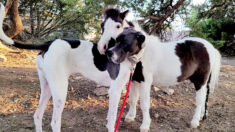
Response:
[0, 45, 234, 132]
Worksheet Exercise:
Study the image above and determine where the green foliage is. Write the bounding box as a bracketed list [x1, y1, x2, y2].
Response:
[119, 0, 191, 37]
[16, 0, 119, 41]
[187, 17, 226, 49]
[12, 0, 234, 56]
[186, 0, 235, 55]
[14, 0, 191, 41]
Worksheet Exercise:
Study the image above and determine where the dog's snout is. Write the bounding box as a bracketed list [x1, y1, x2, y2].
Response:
[106, 50, 113, 58]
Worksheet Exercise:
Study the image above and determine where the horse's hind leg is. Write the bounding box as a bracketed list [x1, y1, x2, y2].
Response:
[191, 84, 207, 128]
[201, 74, 211, 120]
[190, 73, 210, 128]
[34, 67, 51, 132]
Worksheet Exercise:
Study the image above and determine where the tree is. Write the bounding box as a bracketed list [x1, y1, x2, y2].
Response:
[1, 0, 118, 42]
[119, 0, 191, 38]
[1, 0, 191, 42]
[4, 0, 24, 38]
[186, 0, 235, 55]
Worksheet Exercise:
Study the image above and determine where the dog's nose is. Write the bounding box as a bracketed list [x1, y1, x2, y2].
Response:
[106, 50, 113, 58]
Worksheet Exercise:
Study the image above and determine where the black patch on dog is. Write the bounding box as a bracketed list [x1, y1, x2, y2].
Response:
[132, 62, 145, 83]
[38, 39, 81, 57]
[92, 43, 120, 79]
[107, 37, 116, 49]
[175, 40, 210, 91]
[92, 43, 109, 71]
[62, 39, 80, 48]
[107, 61, 120, 80]
[38, 40, 55, 57]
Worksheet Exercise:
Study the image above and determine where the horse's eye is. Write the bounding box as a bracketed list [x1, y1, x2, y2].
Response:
[116, 25, 120, 29]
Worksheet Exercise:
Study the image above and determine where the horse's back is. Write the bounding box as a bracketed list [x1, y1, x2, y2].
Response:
[175, 38, 210, 88]
[151, 37, 218, 87]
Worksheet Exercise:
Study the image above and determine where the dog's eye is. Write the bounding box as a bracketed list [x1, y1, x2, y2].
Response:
[116, 25, 120, 29]
[123, 45, 130, 52]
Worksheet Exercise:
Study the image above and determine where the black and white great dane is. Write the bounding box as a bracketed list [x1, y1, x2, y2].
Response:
[0, 4, 146, 131]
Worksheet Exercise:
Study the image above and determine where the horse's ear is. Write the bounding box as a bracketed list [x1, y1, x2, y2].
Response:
[136, 32, 145, 48]
[103, 8, 120, 18]
[120, 10, 129, 20]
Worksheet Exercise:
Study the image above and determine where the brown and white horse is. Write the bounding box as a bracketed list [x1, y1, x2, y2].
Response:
[98, 8, 221, 132]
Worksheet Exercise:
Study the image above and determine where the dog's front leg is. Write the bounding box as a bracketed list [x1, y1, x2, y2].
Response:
[106, 82, 124, 132]
[106, 63, 131, 132]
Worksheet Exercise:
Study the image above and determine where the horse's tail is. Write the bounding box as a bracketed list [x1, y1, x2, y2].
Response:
[0, 3, 14, 45]
[209, 49, 221, 93]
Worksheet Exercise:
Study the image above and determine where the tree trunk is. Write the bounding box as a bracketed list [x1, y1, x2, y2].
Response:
[30, 4, 34, 35]
[4, 0, 24, 38]
[36, 8, 41, 38]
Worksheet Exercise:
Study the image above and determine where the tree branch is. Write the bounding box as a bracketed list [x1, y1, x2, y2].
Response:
[138, 16, 161, 23]
[4, 0, 13, 17]
[149, 0, 185, 35]
[5, 0, 24, 38]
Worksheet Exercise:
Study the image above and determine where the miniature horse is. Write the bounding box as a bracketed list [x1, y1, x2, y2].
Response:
[98, 8, 221, 132]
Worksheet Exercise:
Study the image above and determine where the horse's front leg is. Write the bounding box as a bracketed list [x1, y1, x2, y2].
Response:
[106, 65, 130, 132]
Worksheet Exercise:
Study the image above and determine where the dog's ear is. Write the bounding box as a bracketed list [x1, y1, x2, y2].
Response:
[136, 32, 145, 48]
[120, 10, 129, 20]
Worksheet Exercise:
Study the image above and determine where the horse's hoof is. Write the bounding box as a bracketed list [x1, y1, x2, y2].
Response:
[140, 129, 149, 132]
[190, 120, 199, 128]
[124, 118, 134, 124]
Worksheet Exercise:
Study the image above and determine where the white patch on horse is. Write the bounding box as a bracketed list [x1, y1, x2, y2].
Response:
[98, 18, 131, 54]
[98, 18, 123, 54]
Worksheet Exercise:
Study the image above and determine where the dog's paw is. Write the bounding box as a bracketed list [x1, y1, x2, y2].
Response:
[124, 118, 134, 124]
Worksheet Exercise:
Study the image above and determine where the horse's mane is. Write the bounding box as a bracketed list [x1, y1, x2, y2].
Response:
[128, 20, 161, 45]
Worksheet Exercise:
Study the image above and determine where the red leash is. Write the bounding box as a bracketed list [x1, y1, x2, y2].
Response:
[114, 72, 134, 132]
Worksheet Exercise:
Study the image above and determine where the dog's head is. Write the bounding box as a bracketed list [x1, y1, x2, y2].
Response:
[105, 27, 145, 64]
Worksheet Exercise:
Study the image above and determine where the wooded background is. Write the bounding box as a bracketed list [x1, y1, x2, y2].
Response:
[1, 0, 234, 55]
